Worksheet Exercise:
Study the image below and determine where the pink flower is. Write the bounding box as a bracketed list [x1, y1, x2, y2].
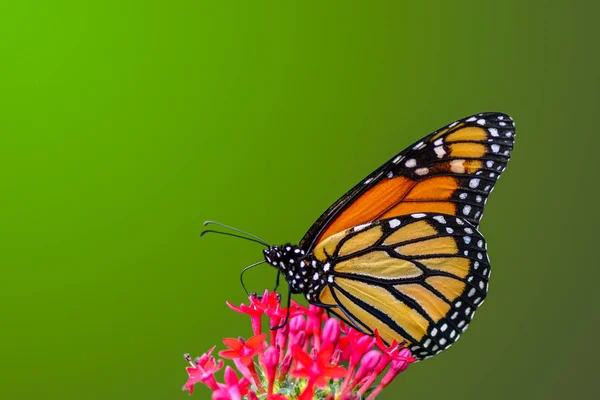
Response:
[183, 291, 416, 398]
[212, 367, 250, 400]
[182, 347, 224, 394]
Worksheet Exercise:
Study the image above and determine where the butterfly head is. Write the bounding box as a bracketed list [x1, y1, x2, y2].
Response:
[263, 244, 309, 294]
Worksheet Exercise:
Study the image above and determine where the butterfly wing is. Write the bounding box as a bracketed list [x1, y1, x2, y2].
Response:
[300, 112, 515, 251]
[313, 213, 490, 359]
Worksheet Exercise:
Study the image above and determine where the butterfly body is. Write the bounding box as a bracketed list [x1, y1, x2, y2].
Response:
[233, 112, 514, 360]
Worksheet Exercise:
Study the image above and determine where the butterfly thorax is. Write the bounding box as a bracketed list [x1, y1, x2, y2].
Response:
[263, 244, 328, 298]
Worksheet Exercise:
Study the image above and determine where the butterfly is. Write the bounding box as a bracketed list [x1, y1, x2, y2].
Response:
[203, 112, 515, 360]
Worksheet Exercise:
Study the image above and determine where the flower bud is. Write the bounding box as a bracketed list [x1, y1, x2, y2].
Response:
[293, 330, 307, 348]
[290, 315, 306, 333]
[322, 318, 341, 346]
[264, 346, 279, 380]
[352, 350, 382, 386]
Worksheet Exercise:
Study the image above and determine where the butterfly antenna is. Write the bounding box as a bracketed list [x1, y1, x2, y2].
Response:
[200, 229, 269, 247]
[202, 221, 270, 247]
[240, 260, 267, 296]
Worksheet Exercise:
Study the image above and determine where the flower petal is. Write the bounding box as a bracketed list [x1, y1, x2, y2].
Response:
[291, 345, 313, 367]
[212, 388, 232, 400]
[245, 333, 267, 349]
[324, 365, 347, 379]
[223, 366, 239, 387]
[222, 338, 244, 351]
[218, 350, 241, 359]
[317, 344, 334, 364]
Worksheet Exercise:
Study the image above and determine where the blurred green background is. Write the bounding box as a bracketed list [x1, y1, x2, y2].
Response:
[1, 1, 598, 399]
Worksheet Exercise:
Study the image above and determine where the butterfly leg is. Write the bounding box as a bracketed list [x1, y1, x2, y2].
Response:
[272, 269, 281, 292]
[270, 288, 292, 330]
[308, 301, 336, 309]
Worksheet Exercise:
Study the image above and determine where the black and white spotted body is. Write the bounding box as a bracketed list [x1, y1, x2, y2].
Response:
[263, 245, 326, 298]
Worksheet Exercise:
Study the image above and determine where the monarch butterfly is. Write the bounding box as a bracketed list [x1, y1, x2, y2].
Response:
[203, 112, 515, 360]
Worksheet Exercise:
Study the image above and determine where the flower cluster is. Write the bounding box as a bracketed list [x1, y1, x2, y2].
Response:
[183, 290, 416, 399]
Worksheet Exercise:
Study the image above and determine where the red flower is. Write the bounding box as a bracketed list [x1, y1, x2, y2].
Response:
[211, 366, 250, 400]
[183, 290, 416, 399]
[291, 344, 346, 388]
[374, 329, 416, 365]
[292, 343, 347, 400]
[219, 334, 266, 365]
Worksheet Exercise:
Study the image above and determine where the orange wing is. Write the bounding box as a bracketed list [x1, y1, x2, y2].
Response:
[312, 213, 491, 359]
[300, 112, 515, 251]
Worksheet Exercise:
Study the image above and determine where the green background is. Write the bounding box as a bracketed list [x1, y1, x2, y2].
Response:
[1, 1, 597, 399]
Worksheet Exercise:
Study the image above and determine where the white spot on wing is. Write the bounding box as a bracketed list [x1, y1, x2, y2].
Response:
[415, 167, 429, 176]
[405, 158, 417, 168]
[389, 219, 401, 228]
[469, 178, 480, 188]
[434, 146, 446, 158]
[354, 223, 370, 232]
[413, 141, 426, 150]
[433, 215, 446, 224]
[451, 160, 465, 173]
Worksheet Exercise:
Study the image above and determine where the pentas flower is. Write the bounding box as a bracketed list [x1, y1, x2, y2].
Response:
[183, 290, 416, 399]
